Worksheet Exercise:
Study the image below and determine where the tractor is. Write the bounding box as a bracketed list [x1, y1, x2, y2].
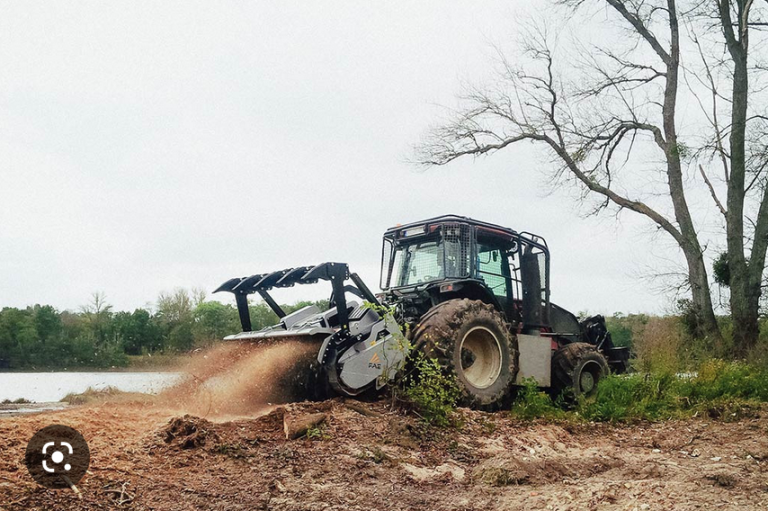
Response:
[215, 215, 629, 409]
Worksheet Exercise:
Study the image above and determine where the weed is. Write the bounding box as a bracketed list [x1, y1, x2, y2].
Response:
[305, 424, 330, 441]
[400, 352, 461, 427]
[577, 373, 680, 422]
[510, 379, 565, 421]
[574, 361, 768, 423]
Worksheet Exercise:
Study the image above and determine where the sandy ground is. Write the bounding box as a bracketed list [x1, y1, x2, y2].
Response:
[1, 397, 768, 511]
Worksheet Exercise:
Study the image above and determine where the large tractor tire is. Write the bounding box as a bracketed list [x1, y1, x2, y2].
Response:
[412, 299, 518, 410]
[552, 342, 610, 398]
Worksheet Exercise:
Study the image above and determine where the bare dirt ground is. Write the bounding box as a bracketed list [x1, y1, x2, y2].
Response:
[2, 342, 768, 510]
[1, 397, 768, 511]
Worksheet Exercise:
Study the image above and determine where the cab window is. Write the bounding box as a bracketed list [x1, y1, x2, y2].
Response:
[477, 246, 507, 297]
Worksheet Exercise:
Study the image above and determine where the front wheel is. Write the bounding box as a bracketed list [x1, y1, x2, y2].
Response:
[552, 342, 610, 398]
[412, 299, 518, 410]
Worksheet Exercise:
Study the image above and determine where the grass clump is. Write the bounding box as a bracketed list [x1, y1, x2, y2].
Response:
[678, 360, 768, 403]
[60, 385, 153, 405]
[61, 386, 123, 405]
[507, 360, 768, 424]
[510, 379, 565, 421]
[577, 373, 681, 422]
[578, 361, 768, 423]
[401, 352, 461, 427]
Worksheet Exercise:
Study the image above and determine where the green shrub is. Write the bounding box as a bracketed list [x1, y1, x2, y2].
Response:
[573, 360, 768, 423]
[577, 373, 680, 422]
[510, 379, 565, 420]
[401, 352, 461, 427]
[678, 360, 768, 403]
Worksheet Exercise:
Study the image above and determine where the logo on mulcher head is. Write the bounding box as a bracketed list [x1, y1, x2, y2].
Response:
[368, 352, 382, 369]
[25, 425, 90, 489]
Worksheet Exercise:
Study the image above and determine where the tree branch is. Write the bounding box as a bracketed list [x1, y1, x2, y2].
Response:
[699, 164, 728, 217]
[606, 0, 673, 64]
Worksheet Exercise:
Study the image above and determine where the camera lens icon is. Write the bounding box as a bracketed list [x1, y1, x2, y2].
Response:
[43, 441, 73, 472]
[25, 425, 90, 489]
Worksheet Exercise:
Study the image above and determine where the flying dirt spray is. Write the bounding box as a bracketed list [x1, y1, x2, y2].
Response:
[159, 339, 323, 418]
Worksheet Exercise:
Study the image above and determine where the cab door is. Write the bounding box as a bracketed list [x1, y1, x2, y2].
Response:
[475, 236, 519, 322]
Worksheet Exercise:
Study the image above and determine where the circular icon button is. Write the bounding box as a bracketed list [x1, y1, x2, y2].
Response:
[25, 425, 90, 489]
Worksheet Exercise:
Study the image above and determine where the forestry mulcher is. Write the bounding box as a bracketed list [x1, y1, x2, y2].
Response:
[215, 215, 629, 408]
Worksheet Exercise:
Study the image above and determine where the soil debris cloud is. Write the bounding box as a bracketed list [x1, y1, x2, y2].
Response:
[159, 338, 321, 418]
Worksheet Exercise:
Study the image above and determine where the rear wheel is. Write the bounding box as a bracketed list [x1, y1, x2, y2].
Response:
[552, 342, 610, 398]
[412, 299, 518, 409]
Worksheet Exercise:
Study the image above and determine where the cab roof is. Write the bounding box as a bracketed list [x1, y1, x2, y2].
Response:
[384, 215, 519, 238]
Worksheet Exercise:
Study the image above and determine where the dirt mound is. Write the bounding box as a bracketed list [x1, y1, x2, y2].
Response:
[472, 451, 623, 486]
[161, 415, 219, 449]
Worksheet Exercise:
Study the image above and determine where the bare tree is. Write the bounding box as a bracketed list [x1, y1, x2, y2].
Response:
[156, 288, 194, 324]
[416, 0, 768, 355]
[710, 0, 768, 355]
[80, 291, 113, 343]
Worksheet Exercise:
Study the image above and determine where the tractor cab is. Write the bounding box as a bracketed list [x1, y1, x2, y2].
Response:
[380, 215, 551, 332]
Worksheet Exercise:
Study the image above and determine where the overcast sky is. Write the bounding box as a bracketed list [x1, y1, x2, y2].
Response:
[0, 1, 684, 316]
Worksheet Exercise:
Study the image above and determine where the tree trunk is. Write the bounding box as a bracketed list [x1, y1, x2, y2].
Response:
[721, 0, 760, 356]
[661, 0, 723, 346]
[730, 276, 760, 357]
[684, 245, 723, 346]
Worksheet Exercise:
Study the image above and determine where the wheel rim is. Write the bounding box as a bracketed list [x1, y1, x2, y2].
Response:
[459, 326, 503, 389]
[579, 360, 602, 394]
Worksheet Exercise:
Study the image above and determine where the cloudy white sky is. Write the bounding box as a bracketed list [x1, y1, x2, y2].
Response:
[0, 1, 686, 315]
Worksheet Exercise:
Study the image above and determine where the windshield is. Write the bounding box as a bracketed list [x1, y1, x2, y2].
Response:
[386, 234, 468, 288]
[392, 240, 442, 286]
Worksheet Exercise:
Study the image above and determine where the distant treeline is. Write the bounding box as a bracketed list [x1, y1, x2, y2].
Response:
[2, 291, 764, 371]
[0, 290, 327, 370]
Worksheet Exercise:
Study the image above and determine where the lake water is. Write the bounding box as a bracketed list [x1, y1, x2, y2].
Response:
[0, 372, 183, 403]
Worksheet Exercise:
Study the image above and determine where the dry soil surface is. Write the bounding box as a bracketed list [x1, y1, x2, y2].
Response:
[1, 398, 768, 511]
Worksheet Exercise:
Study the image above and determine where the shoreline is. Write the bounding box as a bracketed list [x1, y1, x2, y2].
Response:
[0, 367, 181, 373]
[0, 351, 192, 373]
[0, 401, 69, 417]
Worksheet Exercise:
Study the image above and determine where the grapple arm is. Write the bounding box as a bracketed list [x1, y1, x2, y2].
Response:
[214, 262, 382, 334]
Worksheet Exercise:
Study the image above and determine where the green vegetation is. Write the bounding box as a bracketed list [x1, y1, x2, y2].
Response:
[400, 352, 461, 427]
[509, 379, 565, 421]
[510, 360, 768, 423]
[305, 423, 331, 441]
[604, 309, 768, 371]
[0, 291, 327, 370]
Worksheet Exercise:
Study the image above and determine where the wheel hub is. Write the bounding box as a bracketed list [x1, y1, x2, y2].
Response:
[579, 371, 595, 393]
[459, 327, 502, 389]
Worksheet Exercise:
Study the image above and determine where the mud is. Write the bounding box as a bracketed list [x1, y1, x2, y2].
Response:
[1, 399, 768, 510]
